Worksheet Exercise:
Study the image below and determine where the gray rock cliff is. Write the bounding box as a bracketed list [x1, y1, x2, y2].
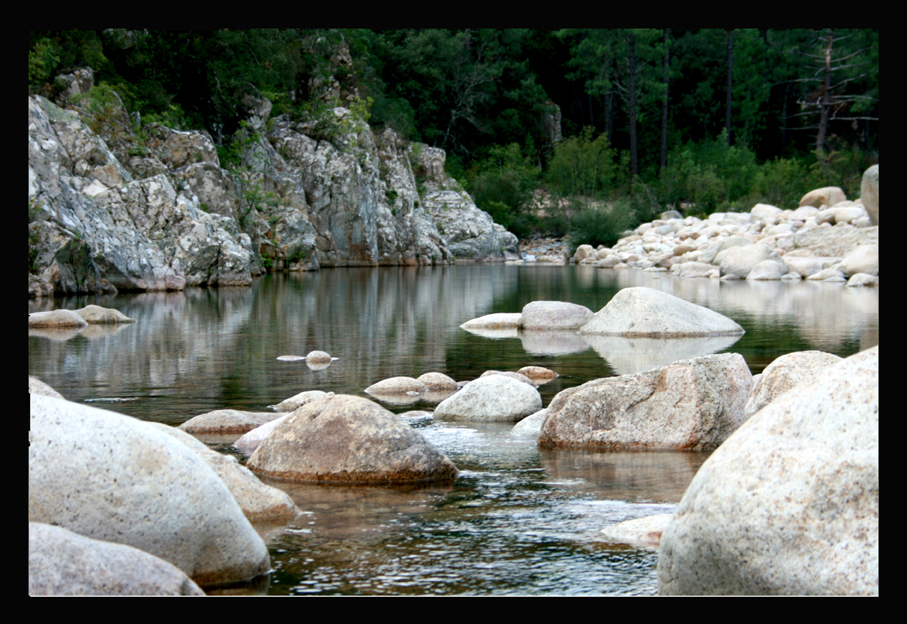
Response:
[29, 65, 514, 296]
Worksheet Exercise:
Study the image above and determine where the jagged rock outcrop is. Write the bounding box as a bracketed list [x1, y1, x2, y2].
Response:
[29, 60, 515, 295]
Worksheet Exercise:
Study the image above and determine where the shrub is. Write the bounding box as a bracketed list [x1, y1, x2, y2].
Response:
[566, 200, 636, 255]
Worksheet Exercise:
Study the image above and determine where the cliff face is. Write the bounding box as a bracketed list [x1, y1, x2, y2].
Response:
[28, 69, 517, 297]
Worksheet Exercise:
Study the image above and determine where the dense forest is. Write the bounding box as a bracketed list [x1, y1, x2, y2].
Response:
[29, 29, 878, 245]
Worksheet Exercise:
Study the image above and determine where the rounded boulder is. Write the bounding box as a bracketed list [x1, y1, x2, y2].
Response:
[29, 394, 270, 588]
[246, 395, 458, 484]
[433, 375, 542, 422]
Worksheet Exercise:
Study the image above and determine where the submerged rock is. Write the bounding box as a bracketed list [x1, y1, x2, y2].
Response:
[247, 395, 458, 484]
[177, 409, 282, 434]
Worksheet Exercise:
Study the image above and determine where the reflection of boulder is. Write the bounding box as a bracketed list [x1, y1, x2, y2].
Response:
[580, 334, 743, 375]
[519, 330, 589, 356]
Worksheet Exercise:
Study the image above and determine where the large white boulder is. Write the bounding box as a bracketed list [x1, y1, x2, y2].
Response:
[861, 165, 878, 225]
[538, 353, 753, 450]
[658, 347, 878, 595]
[29, 522, 204, 595]
[29, 395, 270, 588]
[743, 350, 843, 418]
[434, 374, 542, 422]
[577, 287, 744, 337]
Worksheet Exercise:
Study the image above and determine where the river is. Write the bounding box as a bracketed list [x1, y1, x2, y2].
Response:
[28, 265, 879, 595]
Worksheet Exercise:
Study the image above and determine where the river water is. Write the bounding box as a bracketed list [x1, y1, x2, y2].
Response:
[28, 265, 879, 595]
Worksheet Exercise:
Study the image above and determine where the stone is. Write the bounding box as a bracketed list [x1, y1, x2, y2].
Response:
[29, 394, 270, 588]
[806, 267, 847, 281]
[365, 376, 428, 396]
[480, 370, 536, 386]
[750, 203, 783, 219]
[29, 522, 204, 596]
[675, 261, 721, 278]
[573, 244, 596, 262]
[600, 513, 674, 550]
[150, 422, 303, 525]
[861, 165, 878, 225]
[247, 395, 458, 484]
[177, 409, 282, 434]
[511, 409, 548, 437]
[269, 390, 332, 412]
[744, 350, 843, 419]
[516, 366, 559, 384]
[799, 186, 847, 208]
[460, 313, 523, 330]
[538, 353, 752, 451]
[29, 376, 64, 399]
[234, 415, 290, 455]
[519, 301, 594, 331]
[837, 244, 878, 277]
[719, 244, 783, 279]
[745, 259, 787, 280]
[846, 273, 878, 287]
[305, 350, 332, 363]
[782, 255, 837, 278]
[577, 287, 745, 337]
[417, 372, 459, 392]
[658, 347, 878, 595]
[834, 204, 868, 225]
[72, 304, 135, 324]
[28, 309, 88, 329]
[434, 374, 543, 422]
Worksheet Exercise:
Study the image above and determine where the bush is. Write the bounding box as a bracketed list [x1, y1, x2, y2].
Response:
[566, 200, 636, 256]
[546, 127, 615, 200]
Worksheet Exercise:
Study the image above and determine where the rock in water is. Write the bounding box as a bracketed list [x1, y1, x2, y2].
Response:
[247, 395, 458, 484]
[29, 395, 270, 588]
[657, 347, 878, 595]
[577, 287, 744, 337]
[538, 353, 752, 451]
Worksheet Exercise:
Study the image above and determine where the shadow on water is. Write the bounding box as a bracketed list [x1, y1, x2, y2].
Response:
[28, 265, 878, 595]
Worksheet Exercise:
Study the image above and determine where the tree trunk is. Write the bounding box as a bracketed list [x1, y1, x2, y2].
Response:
[659, 28, 671, 174]
[629, 32, 638, 180]
[815, 29, 834, 161]
[726, 29, 734, 147]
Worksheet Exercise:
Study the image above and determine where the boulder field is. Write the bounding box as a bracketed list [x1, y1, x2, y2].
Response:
[561, 171, 878, 287]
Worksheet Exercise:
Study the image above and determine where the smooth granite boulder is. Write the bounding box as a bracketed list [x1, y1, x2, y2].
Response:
[29, 395, 270, 588]
[538, 353, 753, 451]
[247, 395, 458, 484]
[433, 374, 543, 422]
[658, 347, 878, 595]
[577, 287, 744, 337]
[29, 522, 205, 596]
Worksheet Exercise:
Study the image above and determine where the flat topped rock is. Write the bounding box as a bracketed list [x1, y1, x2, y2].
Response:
[73, 304, 135, 324]
[519, 301, 593, 331]
[577, 287, 744, 337]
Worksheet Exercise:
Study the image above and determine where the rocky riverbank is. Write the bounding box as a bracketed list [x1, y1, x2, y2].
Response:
[513, 167, 879, 288]
[28, 61, 519, 298]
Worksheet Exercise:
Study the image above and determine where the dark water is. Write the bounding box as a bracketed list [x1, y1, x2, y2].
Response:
[28, 265, 879, 595]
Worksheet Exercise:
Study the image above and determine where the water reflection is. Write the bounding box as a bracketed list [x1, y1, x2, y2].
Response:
[28, 265, 878, 595]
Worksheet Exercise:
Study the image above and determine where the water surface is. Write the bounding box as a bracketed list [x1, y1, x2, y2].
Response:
[28, 265, 879, 595]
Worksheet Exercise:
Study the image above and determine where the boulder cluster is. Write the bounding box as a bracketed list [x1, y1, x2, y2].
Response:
[568, 170, 878, 287]
[28, 66, 518, 297]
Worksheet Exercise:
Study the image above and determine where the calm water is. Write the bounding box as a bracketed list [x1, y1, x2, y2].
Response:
[28, 265, 879, 595]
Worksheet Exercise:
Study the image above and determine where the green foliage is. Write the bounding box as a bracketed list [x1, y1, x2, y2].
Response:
[28, 38, 61, 93]
[546, 127, 615, 200]
[566, 200, 636, 255]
